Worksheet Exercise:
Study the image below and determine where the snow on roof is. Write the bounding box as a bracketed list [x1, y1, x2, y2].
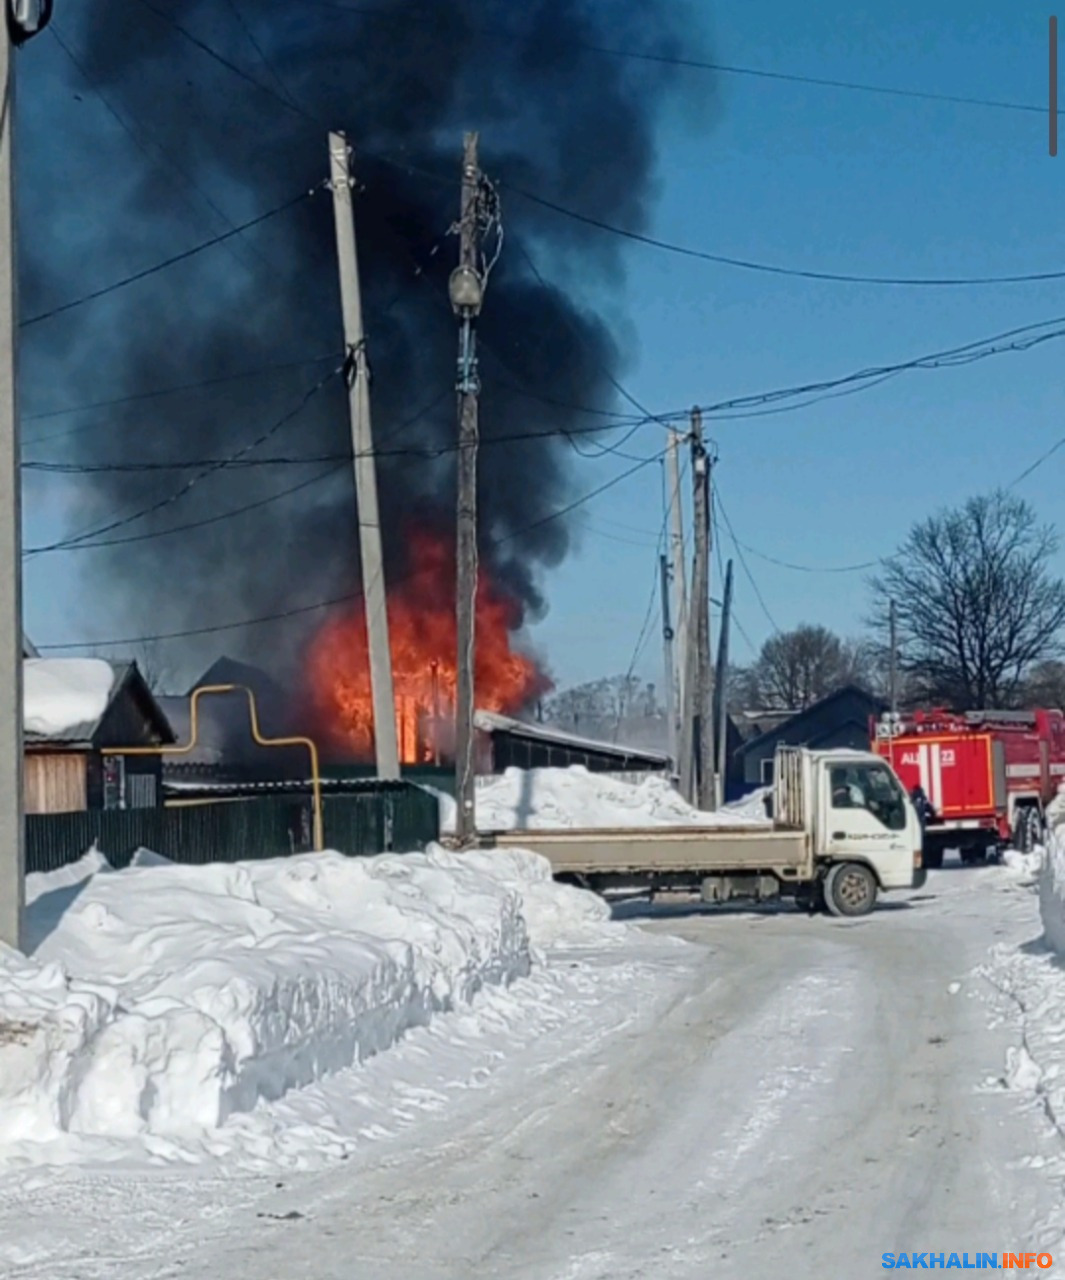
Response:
[473, 709, 670, 763]
[24, 658, 119, 742]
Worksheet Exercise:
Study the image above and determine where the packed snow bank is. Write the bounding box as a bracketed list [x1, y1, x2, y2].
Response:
[438, 766, 768, 832]
[1038, 786, 1065, 953]
[0, 843, 617, 1162]
[23, 659, 115, 738]
[721, 786, 772, 822]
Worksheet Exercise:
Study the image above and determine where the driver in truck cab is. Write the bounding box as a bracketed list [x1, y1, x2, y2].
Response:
[831, 768, 864, 809]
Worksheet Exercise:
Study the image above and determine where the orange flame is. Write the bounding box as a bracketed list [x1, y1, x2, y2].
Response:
[305, 527, 550, 763]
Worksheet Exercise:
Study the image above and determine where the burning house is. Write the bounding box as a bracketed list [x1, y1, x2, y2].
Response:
[23, 3, 707, 734]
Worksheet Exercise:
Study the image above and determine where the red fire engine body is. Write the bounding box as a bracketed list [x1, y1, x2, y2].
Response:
[871, 708, 1065, 868]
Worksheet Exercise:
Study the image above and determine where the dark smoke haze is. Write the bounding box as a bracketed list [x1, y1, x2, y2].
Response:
[19, 0, 710, 692]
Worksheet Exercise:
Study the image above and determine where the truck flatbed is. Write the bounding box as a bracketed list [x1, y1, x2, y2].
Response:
[480, 824, 808, 878]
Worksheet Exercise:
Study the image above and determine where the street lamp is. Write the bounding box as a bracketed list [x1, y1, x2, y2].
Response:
[448, 264, 484, 317]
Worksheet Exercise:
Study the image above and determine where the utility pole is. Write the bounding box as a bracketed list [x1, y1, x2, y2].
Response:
[329, 132, 400, 781]
[889, 598, 899, 716]
[666, 429, 688, 755]
[659, 553, 677, 770]
[451, 132, 487, 846]
[0, 18, 23, 951]
[714, 559, 734, 810]
[680, 409, 714, 808]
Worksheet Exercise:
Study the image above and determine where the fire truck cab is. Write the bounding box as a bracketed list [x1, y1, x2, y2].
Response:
[872, 708, 1065, 868]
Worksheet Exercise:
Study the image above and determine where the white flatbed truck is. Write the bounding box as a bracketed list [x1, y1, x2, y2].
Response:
[478, 746, 926, 916]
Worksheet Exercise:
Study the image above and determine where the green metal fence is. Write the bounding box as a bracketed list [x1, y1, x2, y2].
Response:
[25, 783, 441, 875]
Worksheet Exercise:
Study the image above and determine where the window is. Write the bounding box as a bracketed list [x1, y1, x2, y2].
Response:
[760, 757, 775, 785]
[830, 763, 907, 831]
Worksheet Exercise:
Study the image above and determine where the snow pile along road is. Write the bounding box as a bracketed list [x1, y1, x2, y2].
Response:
[439, 765, 768, 832]
[0, 843, 615, 1164]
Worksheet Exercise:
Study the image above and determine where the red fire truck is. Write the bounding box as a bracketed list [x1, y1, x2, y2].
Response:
[871, 708, 1065, 868]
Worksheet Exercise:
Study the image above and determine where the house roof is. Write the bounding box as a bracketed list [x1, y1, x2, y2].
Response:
[736, 684, 886, 759]
[474, 709, 670, 764]
[25, 659, 175, 747]
[188, 655, 284, 701]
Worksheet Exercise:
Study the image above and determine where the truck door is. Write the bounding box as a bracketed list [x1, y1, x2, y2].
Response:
[825, 762, 912, 870]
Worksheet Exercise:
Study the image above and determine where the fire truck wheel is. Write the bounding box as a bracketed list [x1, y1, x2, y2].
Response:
[824, 862, 878, 917]
[1013, 807, 1042, 855]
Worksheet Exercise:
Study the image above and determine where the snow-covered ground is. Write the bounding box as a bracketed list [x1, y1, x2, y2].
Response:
[437, 766, 768, 832]
[3, 858, 1062, 1280]
[0, 844, 659, 1173]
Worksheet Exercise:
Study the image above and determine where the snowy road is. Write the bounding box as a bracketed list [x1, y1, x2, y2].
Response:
[4, 866, 1064, 1279]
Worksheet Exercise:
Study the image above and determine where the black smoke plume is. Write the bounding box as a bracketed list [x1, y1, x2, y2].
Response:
[19, 0, 709, 690]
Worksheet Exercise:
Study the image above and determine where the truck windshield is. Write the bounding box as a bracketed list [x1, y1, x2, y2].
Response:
[830, 763, 907, 832]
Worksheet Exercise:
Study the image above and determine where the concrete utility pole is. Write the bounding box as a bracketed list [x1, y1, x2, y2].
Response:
[665, 429, 687, 754]
[451, 132, 486, 846]
[659, 553, 677, 770]
[714, 558, 734, 810]
[329, 132, 400, 780]
[680, 409, 715, 809]
[889, 598, 899, 716]
[0, 20, 23, 951]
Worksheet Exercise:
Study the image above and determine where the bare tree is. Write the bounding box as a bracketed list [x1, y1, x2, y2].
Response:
[1021, 659, 1065, 710]
[871, 492, 1065, 710]
[745, 625, 872, 710]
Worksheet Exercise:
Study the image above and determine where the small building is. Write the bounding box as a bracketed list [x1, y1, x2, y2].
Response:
[24, 658, 175, 814]
[474, 710, 671, 776]
[735, 685, 886, 791]
[157, 655, 306, 779]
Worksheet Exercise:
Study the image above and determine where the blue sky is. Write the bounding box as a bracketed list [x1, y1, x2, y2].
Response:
[524, 0, 1065, 688]
[18, 1, 1065, 695]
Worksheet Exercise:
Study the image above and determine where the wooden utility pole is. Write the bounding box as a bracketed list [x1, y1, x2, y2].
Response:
[714, 559, 734, 810]
[679, 410, 714, 808]
[453, 132, 484, 846]
[889, 598, 899, 716]
[694, 419, 716, 810]
[666, 429, 687, 755]
[0, 21, 23, 950]
[659, 553, 677, 771]
[329, 133, 400, 780]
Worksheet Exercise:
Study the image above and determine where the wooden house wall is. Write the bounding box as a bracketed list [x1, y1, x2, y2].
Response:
[25, 751, 88, 814]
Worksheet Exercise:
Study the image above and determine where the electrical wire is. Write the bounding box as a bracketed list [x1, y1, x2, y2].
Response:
[509, 186, 1065, 288]
[36, 448, 666, 649]
[713, 484, 780, 635]
[305, 2, 1054, 120]
[26, 389, 452, 554]
[25, 365, 343, 556]
[22, 188, 317, 329]
[128, 3, 1065, 299]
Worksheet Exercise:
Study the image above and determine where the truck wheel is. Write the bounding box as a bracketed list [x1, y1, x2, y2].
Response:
[824, 862, 878, 918]
[923, 844, 944, 871]
[1013, 807, 1042, 855]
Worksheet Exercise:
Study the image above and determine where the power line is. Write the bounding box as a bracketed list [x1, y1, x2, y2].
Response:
[27, 389, 452, 554]
[510, 186, 1065, 288]
[735, 540, 881, 575]
[49, 22, 275, 288]
[22, 188, 317, 329]
[124, 2, 1065, 303]
[22, 353, 340, 442]
[25, 365, 342, 556]
[713, 484, 780, 635]
[133, 0, 325, 128]
[36, 449, 665, 649]
[305, 2, 1054, 120]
